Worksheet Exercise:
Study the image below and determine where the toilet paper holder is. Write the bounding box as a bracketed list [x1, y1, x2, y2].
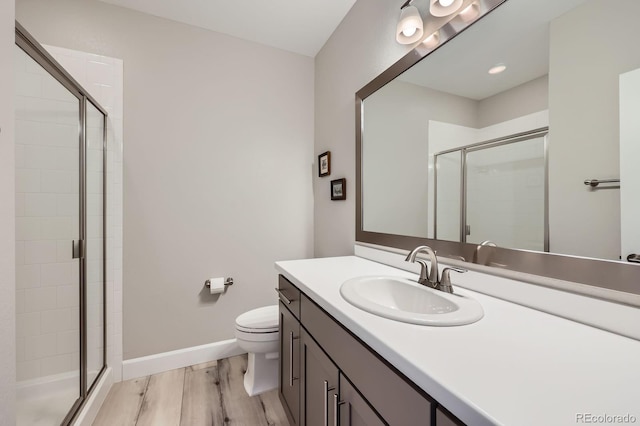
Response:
[205, 277, 234, 288]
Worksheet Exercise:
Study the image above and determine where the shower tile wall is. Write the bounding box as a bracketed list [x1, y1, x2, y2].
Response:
[14, 44, 124, 385]
[15, 48, 81, 382]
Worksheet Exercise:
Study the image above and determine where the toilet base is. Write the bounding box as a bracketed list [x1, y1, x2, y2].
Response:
[243, 352, 279, 396]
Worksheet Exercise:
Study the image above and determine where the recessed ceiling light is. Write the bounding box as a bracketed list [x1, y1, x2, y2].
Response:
[488, 63, 507, 75]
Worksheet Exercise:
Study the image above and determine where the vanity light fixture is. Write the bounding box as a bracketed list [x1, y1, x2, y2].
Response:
[458, 2, 480, 22]
[430, 0, 464, 17]
[422, 31, 441, 49]
[396, 0, 424, 44]
[488, 63, 507, 74]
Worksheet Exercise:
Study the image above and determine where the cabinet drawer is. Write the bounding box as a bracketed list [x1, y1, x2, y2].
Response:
[278, 275, 301, 319]
[301, 294, 432, 426]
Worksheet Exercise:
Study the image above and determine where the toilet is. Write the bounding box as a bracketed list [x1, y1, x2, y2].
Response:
[234, 305, 280, 396]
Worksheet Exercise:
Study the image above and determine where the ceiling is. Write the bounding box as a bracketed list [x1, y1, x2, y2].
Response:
[97, 0, 357, 57]
[399, 0, 588, 100]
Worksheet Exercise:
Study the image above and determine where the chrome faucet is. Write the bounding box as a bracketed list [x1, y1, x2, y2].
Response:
[472, 240, 497, 264]
[405, 245, 439, 287]
[406, 245, 467, 293]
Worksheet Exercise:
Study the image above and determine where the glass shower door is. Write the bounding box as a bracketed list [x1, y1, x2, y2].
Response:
[85, 101, 106, 390]
[465, 136, 547, 251]
[14, 44, 82, 425]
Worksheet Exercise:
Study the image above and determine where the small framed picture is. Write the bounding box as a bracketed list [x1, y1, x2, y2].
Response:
[318, 151, 331, 177]
[331, 178, 346, 201]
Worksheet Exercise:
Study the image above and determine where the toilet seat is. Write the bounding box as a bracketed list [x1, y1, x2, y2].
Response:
[235, 305, 279, 334]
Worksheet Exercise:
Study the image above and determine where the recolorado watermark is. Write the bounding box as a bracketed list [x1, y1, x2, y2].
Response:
[576, 413, 637, 424]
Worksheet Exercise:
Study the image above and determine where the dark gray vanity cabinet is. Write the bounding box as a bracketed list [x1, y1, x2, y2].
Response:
[300, 328, 339, 426]
[278, 274, 465, 426]
[338, 374, 385, 426]
[279, 301, 300, 426]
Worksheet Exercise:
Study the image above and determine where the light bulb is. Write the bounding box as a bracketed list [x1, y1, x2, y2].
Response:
[439, 0, 455, 7]
[402, 26, 417, 37]
[488, 64, 507, 75]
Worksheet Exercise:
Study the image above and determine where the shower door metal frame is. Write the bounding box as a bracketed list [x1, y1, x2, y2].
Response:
[433, 127, 549, 252]
[15, 21, 109, 426]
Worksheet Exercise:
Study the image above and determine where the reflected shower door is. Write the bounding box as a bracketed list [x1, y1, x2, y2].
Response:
[435, 151, 462, 241]
[465, 136, 547, 251]
[14, 44, 82, 425]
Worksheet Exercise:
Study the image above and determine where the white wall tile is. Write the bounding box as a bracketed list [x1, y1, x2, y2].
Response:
[15, 72, 42, 98]
[24, 287, 58, 313]
[24, 193, 57, 217]
[41, 309, 73, 334]
[41, 71, 74, 101]
[17, 312, 41, 337]
[16, 217, 40, 241]
[56, 330, 79, 355]
[56, 194, 78, 218]
[40, 217, 72, 240]
[16, 264, 41, 290]
[56, 284, 79, 309]
[41, 170, 73, 193]
[40, 262, 72, 287]
[15, 119, 41, 146]
[41, 122, 78, 148]
[24, 240, 58, 264]
[56, 240, 72, 262]
[17, 360, 41, 381]
[25, 333, 57, 360]
[40, 354, 73, 376]
[16, 169, 41, 193]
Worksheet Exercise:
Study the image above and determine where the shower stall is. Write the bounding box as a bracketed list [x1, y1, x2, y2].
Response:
[433, 128, 549, 252]
[14, 23, 107, 425]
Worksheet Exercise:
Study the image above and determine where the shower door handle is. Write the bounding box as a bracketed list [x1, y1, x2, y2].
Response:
[72, 240, 85, 259]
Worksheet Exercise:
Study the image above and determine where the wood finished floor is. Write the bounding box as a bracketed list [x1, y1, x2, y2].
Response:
[93, 355, 290, 426]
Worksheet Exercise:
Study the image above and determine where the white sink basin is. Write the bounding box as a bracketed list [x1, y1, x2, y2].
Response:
[340, 276, 484, 326]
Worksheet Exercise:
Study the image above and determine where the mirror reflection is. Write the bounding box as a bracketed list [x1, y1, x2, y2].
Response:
[361, 0, 640, 263]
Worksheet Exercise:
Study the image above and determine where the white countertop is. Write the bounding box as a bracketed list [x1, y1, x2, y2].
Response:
[275, 256, 640, 426]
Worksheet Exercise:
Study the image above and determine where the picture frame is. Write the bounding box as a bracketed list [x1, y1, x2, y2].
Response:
[331, 178, 346, 201]
[318, 151, 331, 177]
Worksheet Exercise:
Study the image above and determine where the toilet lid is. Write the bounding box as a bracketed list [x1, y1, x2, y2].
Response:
[235, 305, 279, 332]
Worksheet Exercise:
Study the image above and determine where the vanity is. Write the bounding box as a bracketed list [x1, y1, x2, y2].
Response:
[275, 255, 640, 426]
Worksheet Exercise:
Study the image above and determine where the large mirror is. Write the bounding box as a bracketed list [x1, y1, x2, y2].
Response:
[357, 0, 640, 295]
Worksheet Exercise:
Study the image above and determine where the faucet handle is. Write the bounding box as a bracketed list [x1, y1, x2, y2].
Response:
[414, 259, 430, 286]
[439, 267, 467, 294]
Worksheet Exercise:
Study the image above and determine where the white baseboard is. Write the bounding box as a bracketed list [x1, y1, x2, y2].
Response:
[74, 367, 113, 426]
[122, 339, 245, 380]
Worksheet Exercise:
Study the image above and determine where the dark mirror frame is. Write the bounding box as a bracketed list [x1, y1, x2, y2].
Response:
[355, 0, 640, 303]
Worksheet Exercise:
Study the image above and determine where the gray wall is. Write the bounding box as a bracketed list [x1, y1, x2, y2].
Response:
[363, 80, 477, 237]
[548, 0, 640, 259]
[1, 2, 16, 423]
[478, 75, 548, 128]
[17, 0, 314, 359]
[314, 0, 413, 257]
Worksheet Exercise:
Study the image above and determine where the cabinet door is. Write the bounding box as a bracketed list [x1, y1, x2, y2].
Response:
[436, 407, 465, 426]
[280, 302, 300, 425]
[300, 329, 339, 426]
[338, 374, 386, 426]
